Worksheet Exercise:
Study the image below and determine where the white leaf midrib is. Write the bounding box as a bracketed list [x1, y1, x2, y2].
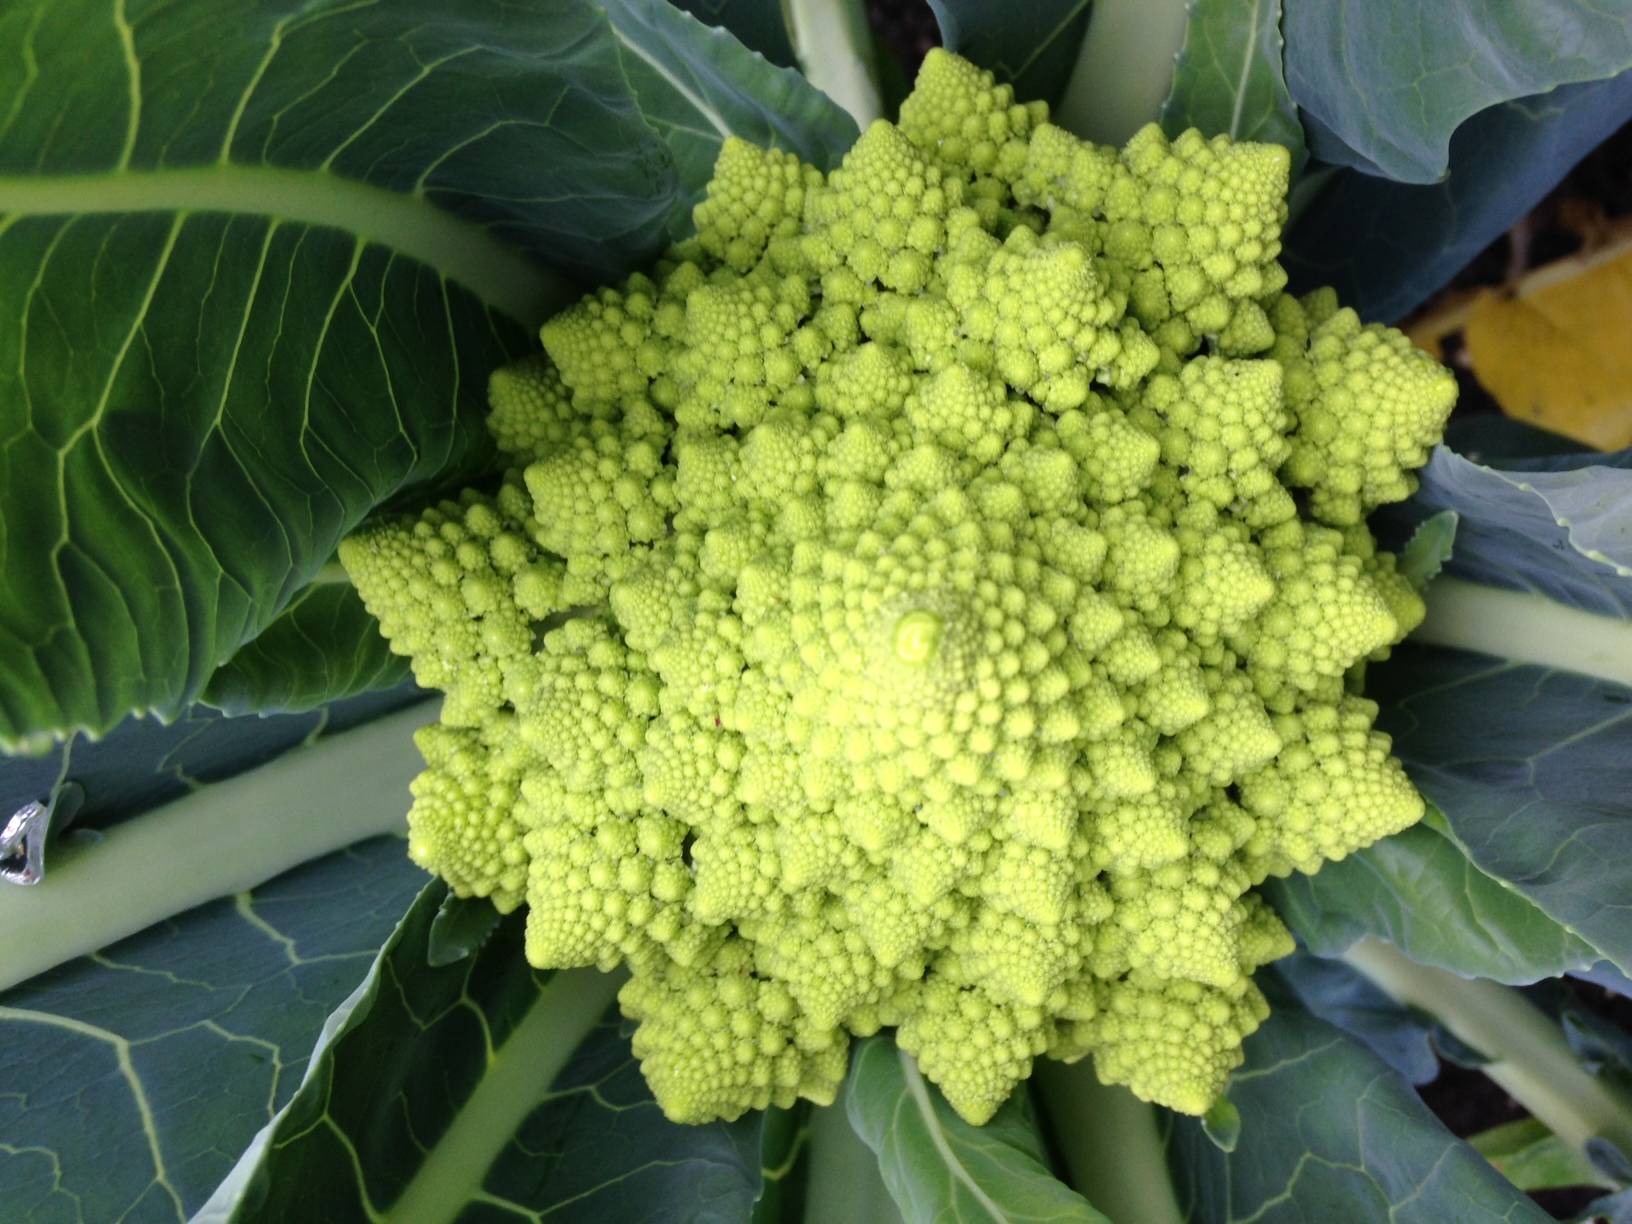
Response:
[608, 23, 732, 138]
[384, 967, 624, 1224]
[1228, 0, 1268, 138]
[1414, 576, 1632, 688]
[898, 1048, 1009, 1222]
[0, 164, 570, 326]
[0, 703, 438, 994]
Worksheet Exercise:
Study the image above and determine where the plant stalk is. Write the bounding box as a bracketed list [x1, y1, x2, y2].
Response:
[786, 0, 884, 129]
[0, 701, 437, 993]
[389, 967, 625, 1224]
[1033, 1057, 1185, 1224]
[310, 559, 354, 586]
[802, 1097, 899, 1224]
[1344, 938, 1632, 1161]
[1053, 0, 1189, 145]
[0, 167, 575, 328]
[1413, 577, 1632, 689]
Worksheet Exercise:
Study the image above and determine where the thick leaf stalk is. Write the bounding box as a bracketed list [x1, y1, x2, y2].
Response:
[1345, 938, 1632, 1164]
[1033, 1057, 1184, 1224]
[0, 703, 436, 992]
[1413, 577, 1632, 689]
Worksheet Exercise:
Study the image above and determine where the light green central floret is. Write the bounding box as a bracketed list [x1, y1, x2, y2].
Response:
[341, 49, 1458, 1129]
[893, 609, 944, 664]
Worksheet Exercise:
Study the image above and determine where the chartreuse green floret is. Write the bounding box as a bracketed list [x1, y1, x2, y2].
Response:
[691, 138, 822, 273]
[343, 50, 1458, 1128]
[1271, 291, 1462, 524]
[405, 717, 532, 912]
[338, 477, 564, 728]
[898, 48, 1046, 179]
[804, 119, 960, 294]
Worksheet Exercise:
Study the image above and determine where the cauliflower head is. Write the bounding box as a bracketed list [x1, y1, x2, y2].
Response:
[341, 49, 1455, 1127]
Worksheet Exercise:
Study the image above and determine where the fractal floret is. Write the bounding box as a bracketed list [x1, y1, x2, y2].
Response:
[341, 49, 1456, 1126]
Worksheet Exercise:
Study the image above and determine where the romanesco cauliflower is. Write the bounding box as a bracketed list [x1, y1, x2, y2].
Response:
[340, 49, 1456, 1127]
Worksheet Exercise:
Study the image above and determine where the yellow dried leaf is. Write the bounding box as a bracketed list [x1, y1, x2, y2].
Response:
[1404, 288, 1478, 361]
[1463, 243, 1632, 450]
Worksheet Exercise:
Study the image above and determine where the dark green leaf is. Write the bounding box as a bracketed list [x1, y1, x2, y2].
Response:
[467, 1014, 770, 1222]
[0, 835, 426, 1221]
[672, 0, 799, 67]
[1520, 979, 1632, 1089]
[1268, 815, 1604, 984]
[203, 887, 772, 1222]
[1430, 1023, 1494, 1070]
[202, 582, 414, 716]
[1162, 0, 1304, 168]
[1469, 1118, 1613, 1193]
[1283, 74, 1632, 321]
[1163, 989, 1551, 1223]
[0, 700, 434, 1007]
[0, 0, 588, 749]
[1587, 1137, 1632, 1186]
[0, 205, 523, 749]
[1358, 446, 1632, 982]
[926, 0, 1095, 107]
[1582, 1187, 1632, 1224]
[1273, 952, 1439, 1084]
[0, 0, 857, 750]
[846, 1035, 1108, 1223]
[1560, 1009, 1632, 1084]
[755, 1103, 811, 1224]
[1369, 645, 1632, 979]
[602, 0, 858, 207]
[1201, 1097, 1240, 1154]
[1398, 510, 1457, 592]
[1401, 447, 1632, 617]
[426, 892, 504, 968]
[1280, 0, 1632, 182]
[196, 884, 623, 1220]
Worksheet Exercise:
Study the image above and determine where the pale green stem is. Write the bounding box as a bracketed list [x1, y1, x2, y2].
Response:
[803, 1098, 899, 1224]
[310, 560, 353, 586]
[1033, 1058, 1185, 1224]
[0, 166, 575, 327]
[389, 967, 626, 1224]
[0, 702, 437, 992]
[1053, 0, 1189, 145]
[786, 0, 884, 129]
[1412, 576, 1632, 689]
[1344, 938, 1632, 1160]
